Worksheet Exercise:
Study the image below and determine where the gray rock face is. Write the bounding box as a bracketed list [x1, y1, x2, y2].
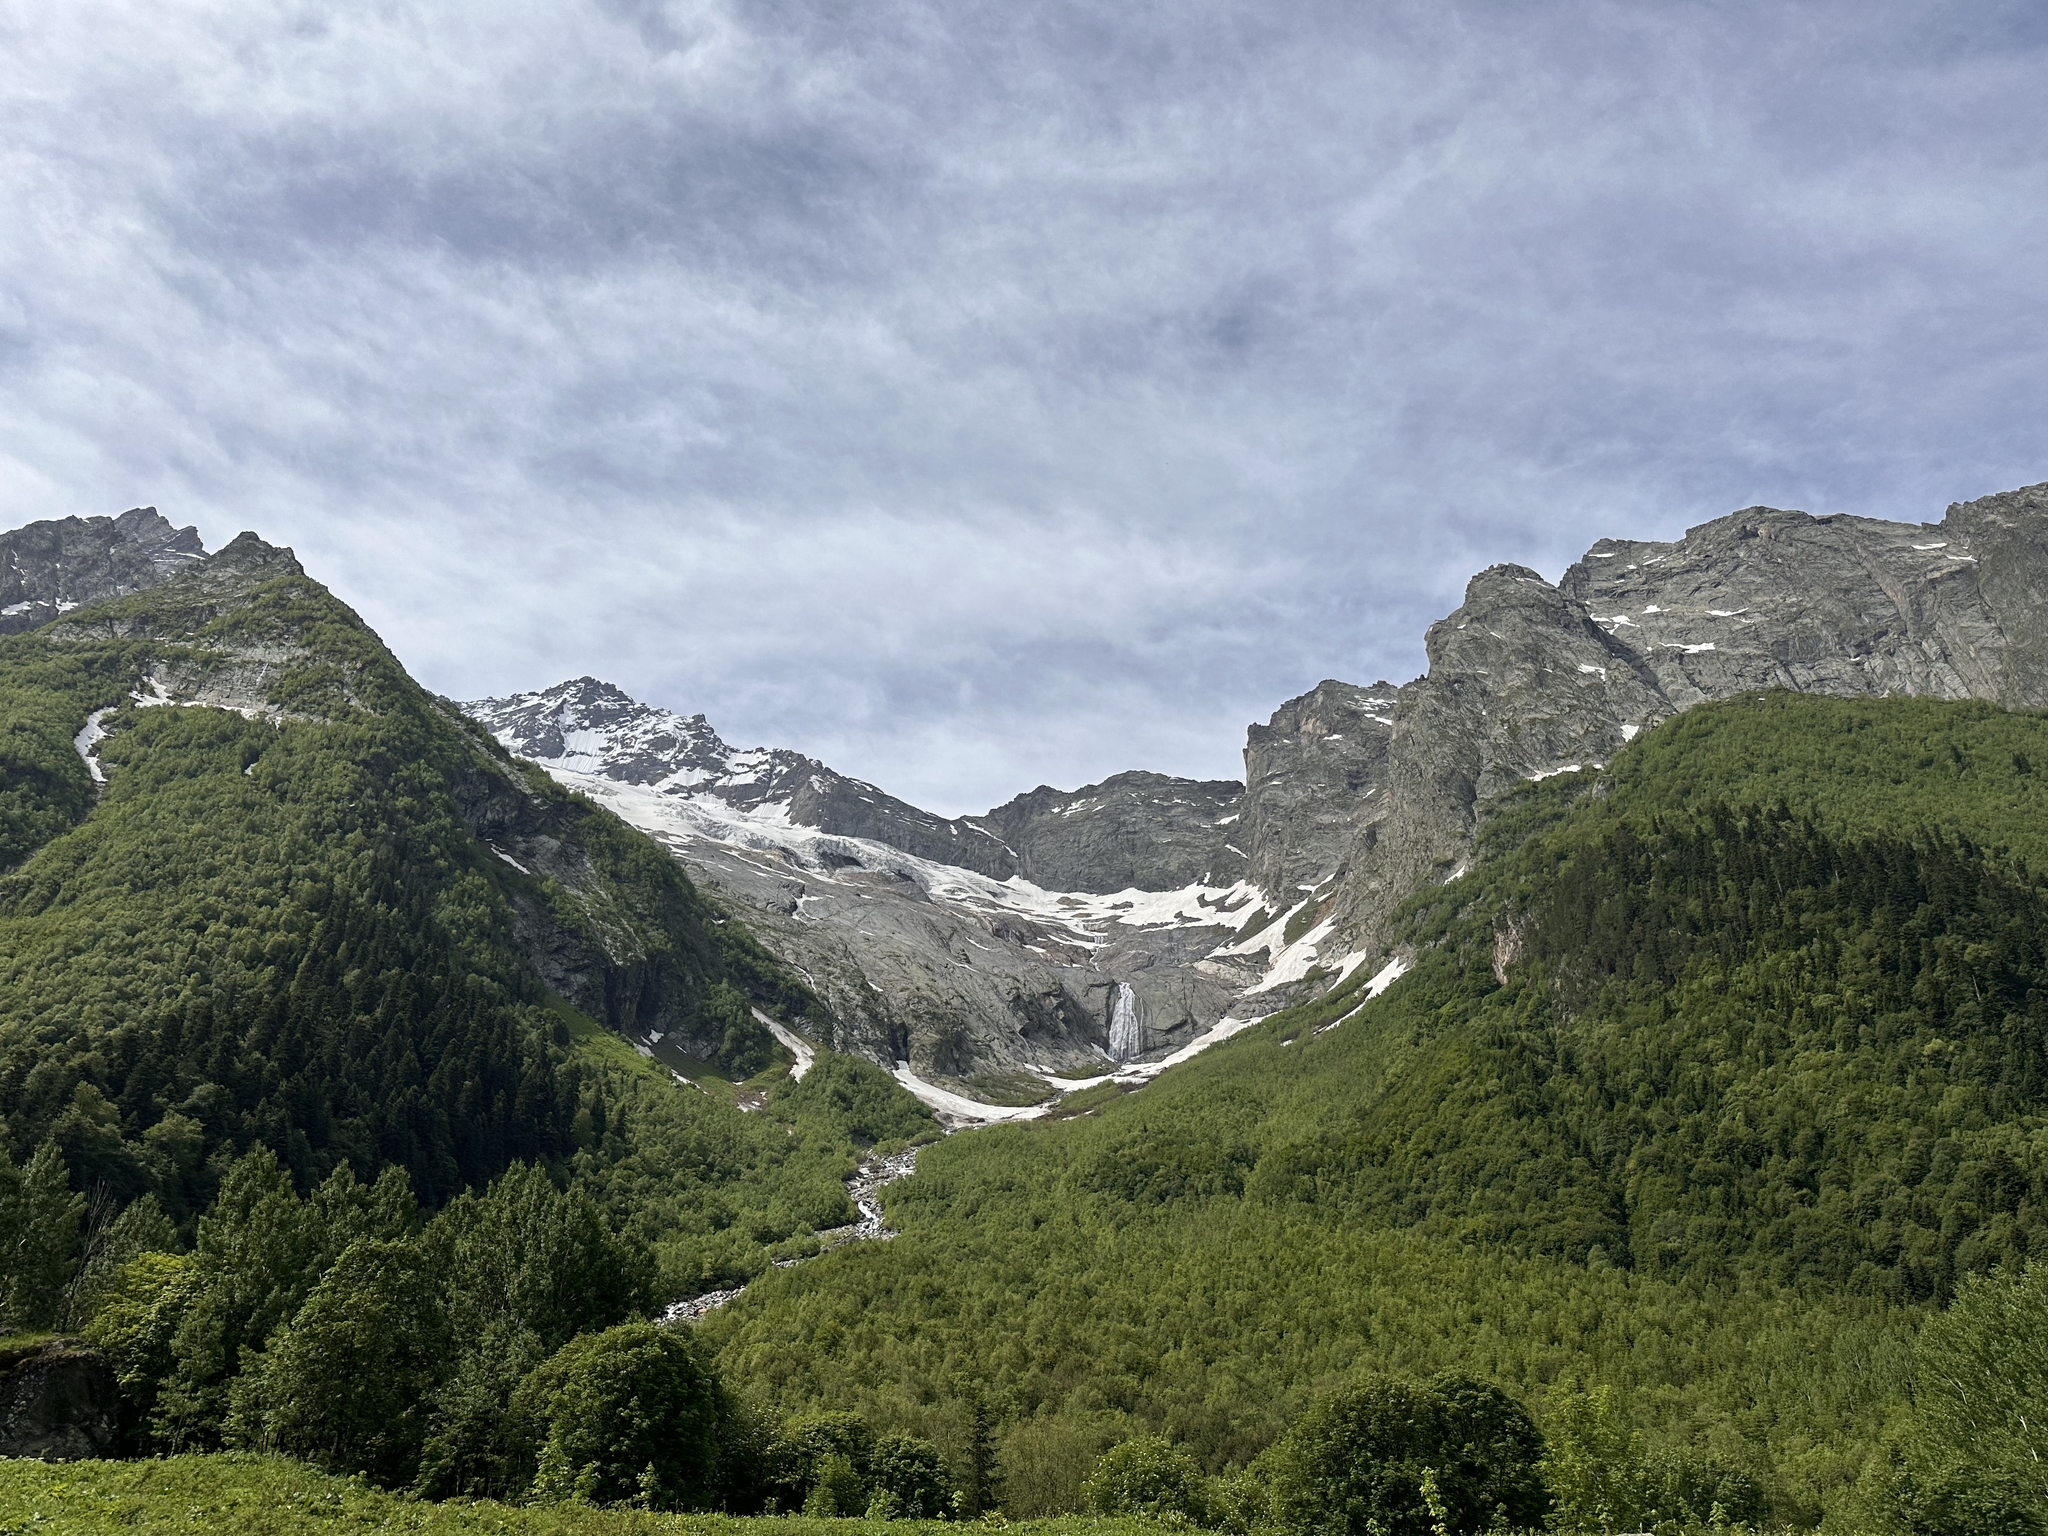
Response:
[0, 1340, 118, 1461]
[1238, 680, 1400, 899]
[970, 771, 1245, 894]
[1312, 482, 2048, 963]
[0, 506, 204, 633]
[465, 681, 1267, 1077]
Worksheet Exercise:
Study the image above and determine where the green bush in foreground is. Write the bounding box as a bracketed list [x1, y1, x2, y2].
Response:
[1260, 1372, 1548, 1536]
[519, 1323, 732, 1510]
[1890, 1261, 2048, 1536]
[1082, 1436, 1208, 1524]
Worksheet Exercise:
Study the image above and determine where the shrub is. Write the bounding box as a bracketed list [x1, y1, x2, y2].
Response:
[1913, 1262, 2048, 1499]
[517, 1323, 732, 1510]
[769, 1409, 876, 1509]
[0, 1141, 82, 1331]
[1083, 1435, 1209, 1523]
[1263, 1371, 1548, 1536]
[872, 1431, 952, 1519]
[805, 1453, 867, 1516]
[1542, 1386, 1763, 1532]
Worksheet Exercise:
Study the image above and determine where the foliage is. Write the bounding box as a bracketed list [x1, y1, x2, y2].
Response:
[871, 1432, 953, 1519]
[1082, 1436, 1208, 1523]
[0, 1451, 1204, 1535]
[0, 553, 825, 1222]
[63, 1191, 178, 1330]
[151, 1147, 415, 1450]
[0, 1139, 83, 1329]
[518, 1323, 733, 1511]
[770, 1409, 876, 1508]
[706, 695, 2048, 1520]
[229, 1236, 451, 1486]
[1540, 1386, 1764, 1533]
[705, 983, 775, 1079]
[1259, 1372, 1547, 1536]
[774, 1053, 941, 1151]
[1894, 1262, 2048, 1528]
[84, 1250, 200, 1446]
[958, 1390, 1005, 1517]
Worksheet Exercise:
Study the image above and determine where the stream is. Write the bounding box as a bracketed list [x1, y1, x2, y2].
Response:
[664, 1146, 922, 1323]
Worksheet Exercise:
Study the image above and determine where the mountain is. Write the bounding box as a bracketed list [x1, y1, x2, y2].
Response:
[473, 483, 2048, 1101]
[0, 518, 834, 1220]
[0, 507, 205, 635]
[465, 679, 1263, 1097]
[704, 689, 2048, 1519]
[1294, 483, 2048, 971]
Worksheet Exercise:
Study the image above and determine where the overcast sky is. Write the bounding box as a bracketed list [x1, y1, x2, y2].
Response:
[2, 1, 2043, 813]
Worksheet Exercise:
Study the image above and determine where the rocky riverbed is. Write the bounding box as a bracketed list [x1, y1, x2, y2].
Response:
[664, 1146, 923, 1323]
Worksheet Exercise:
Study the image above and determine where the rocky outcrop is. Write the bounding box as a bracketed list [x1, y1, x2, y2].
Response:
[970, 771, 1245, 894]
[1312, 482, 2048, 962]
[0, 507, 204, 634]
[0, 1339, 118, 1461]
[1237, 679, 1400, 898]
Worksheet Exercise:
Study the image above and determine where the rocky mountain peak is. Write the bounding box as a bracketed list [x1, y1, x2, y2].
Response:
[0, 505, 208, 634]
[470, 676, 740, 788]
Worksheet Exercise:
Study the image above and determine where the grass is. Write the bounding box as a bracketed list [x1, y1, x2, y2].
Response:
[0, 1333, 63, 1376]
[946, 1071, 1056, 1108]
[0, 1456, 1183, 1536]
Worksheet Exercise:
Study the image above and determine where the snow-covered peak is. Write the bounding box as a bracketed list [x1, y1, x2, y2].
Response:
[466, 677, 808, 800]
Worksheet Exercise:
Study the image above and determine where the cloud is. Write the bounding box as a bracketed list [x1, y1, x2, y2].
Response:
[0, 0, 2042, 812]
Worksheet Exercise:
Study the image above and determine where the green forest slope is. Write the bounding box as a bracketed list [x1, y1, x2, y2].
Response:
[0, 533, 931, 1294]
[702, 694, 2048, 1523]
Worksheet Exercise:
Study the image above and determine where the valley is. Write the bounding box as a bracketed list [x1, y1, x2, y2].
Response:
[1, 485, 2046, 1531]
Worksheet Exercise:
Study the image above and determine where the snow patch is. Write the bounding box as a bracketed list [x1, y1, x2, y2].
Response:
[759, 1012, 815, 1081]
[72, 708, 113, 785]
[1315, 958, 1412, 1034]
[891, 1064, 1048, 1124]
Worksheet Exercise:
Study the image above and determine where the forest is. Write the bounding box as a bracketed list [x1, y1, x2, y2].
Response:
[2, 538, 2045, 1536]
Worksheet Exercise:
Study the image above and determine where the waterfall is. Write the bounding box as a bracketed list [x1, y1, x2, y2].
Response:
[1109, 982, 1142, 1062]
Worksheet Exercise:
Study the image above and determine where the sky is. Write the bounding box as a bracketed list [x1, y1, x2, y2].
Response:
[1, 1, 2044, 814]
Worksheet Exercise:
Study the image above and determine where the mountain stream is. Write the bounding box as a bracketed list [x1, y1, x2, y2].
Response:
[664, 1146, 921, 1323]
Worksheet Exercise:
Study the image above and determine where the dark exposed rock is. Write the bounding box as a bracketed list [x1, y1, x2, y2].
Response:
[438, 704, 729, 1053]
[970, 771, 1244, 894]
[0, 1339, 119, 1461]
[0, 506, 204, 634]
[1238, 679, 1399, 898]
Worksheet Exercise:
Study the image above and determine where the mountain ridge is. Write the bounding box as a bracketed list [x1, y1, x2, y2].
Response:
[468, 481, 2048, 1093]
